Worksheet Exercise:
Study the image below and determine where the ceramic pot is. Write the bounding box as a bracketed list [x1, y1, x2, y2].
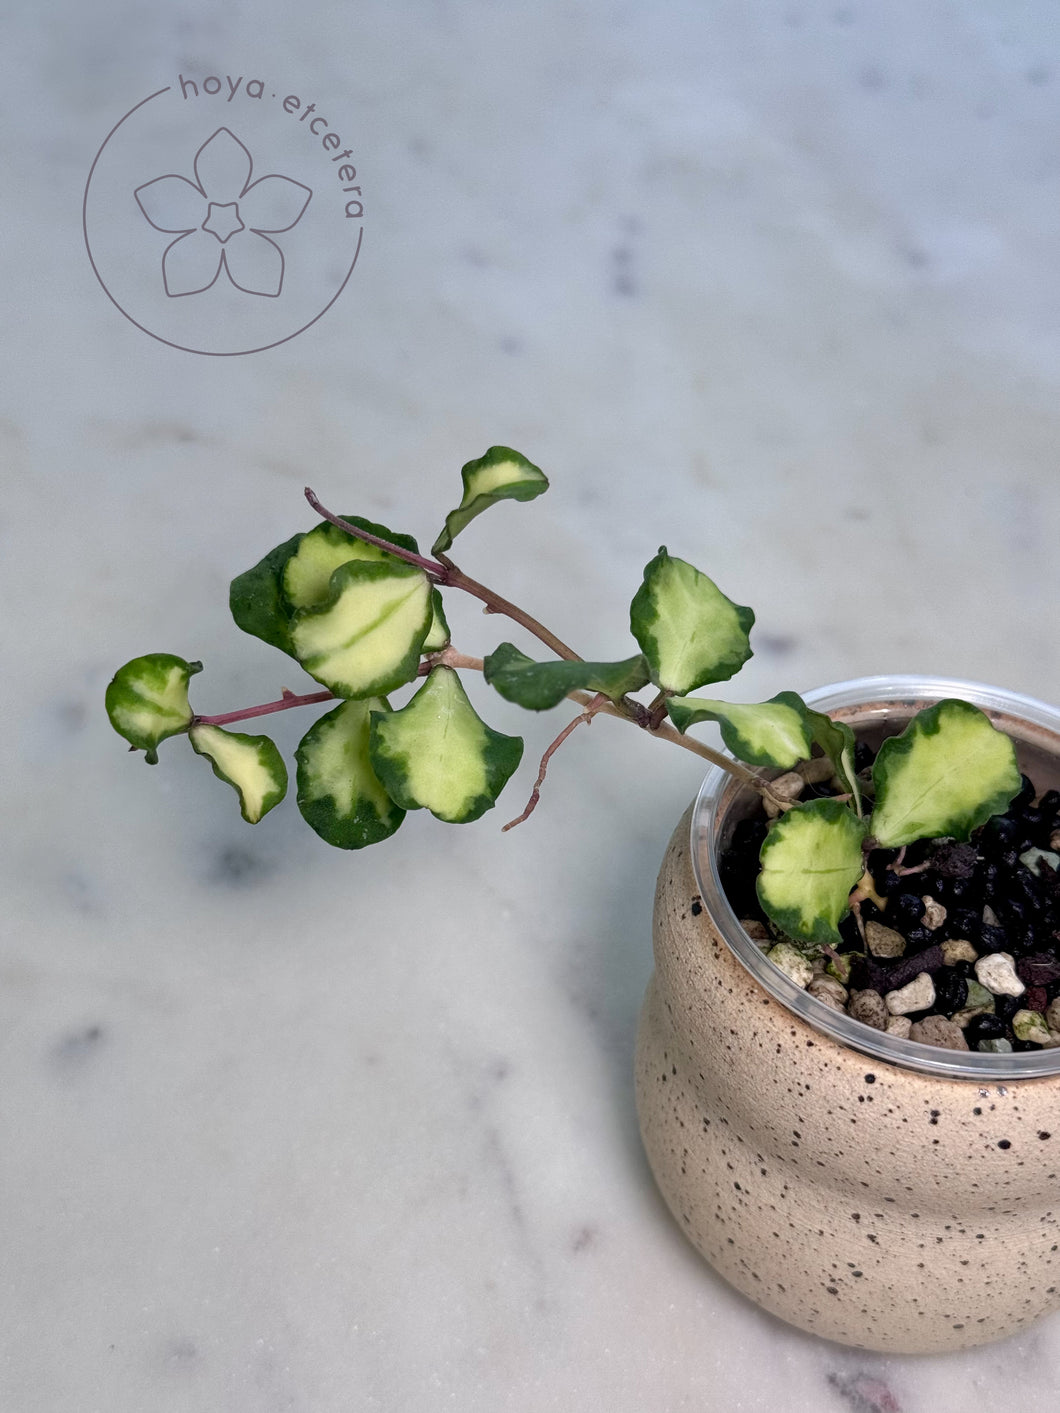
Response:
[635, 677, 1060, 1353]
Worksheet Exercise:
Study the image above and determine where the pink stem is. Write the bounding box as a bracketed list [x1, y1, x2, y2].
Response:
[193, 687, 336, 727]
[304, 489, 447, 576]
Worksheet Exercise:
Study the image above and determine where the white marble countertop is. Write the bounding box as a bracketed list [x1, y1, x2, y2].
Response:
[6, 2, 1060, 1408]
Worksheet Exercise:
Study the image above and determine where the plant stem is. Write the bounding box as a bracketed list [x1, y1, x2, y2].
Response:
[441, 565, 583, 664]
[304, 490, 447, 576]
[244, 492, 788, 809]
[419, 648, 485, 676]
[192, 662, 781, 807]
[305, 488, 582, 664]
[193, 687, 336, 727]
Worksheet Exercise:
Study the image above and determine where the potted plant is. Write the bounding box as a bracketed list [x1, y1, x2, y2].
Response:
[105, 448, 1060, 1353]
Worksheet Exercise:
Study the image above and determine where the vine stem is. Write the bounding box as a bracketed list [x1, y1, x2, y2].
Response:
[305, 489, 582, 663]
[193, 687, 336, 727]
[189, 659, 784, 808]
[206, 492, 789, 811]
[304, 489, 445, 575]
[192, 650, 486, 727]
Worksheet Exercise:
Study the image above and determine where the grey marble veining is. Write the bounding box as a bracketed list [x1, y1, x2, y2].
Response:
[5, 2, 1060, 1409]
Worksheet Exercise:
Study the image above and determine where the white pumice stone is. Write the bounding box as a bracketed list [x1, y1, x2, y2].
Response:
[767, 943, 813, 988]
[941, 938, 978, 965]
[920, 896, 947, 930]
[1013, 1010, 1051, 1045]
[866, 921, 906, 958]
[974, 952, 1025, 997]
[884, 1015, 913, 1038]
[886, 971, 936, 1016]
[807, 976, 848, 1011]
[1047, 996, 1060, 1032]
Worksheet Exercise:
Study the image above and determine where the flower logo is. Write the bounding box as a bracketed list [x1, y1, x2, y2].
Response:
[134, 128, 311, 298]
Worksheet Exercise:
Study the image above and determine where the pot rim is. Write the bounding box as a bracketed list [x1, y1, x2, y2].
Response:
[691, 674, 1060, 1080]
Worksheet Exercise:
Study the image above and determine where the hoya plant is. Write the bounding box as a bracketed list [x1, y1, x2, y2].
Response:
[106, 446, 1022, 948]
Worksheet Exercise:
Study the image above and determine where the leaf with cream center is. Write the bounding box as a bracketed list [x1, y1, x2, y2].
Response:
[105, 653, 202, 763]
[282, 517, 421, 612]
[369, 666, 523, 823]
[432, 446, 548, 555]
[231, 516, 419, 655]
[757, 797, 868, 945]
[666, 691, 814, 767]
[295, 697, 405, 848]
[188, 722, 287, 823]
[869, 698, 1022, 848]
[630, 548, 754, 695]
[291, 559, 433, 698]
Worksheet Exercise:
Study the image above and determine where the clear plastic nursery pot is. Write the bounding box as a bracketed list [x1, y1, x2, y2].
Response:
[635, 677, 1060, 1354]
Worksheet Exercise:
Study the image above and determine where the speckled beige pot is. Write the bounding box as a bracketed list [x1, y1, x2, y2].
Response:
[636, 678, 1060, 1353]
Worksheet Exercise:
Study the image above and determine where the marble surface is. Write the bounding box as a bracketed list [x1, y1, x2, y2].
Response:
[5, 2, 1060, 1408]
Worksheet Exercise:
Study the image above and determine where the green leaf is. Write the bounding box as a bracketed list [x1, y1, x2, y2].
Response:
[757, 798, 869, 945]
[431, 446, 548, 555]
[421, 589, 451, 652]
[804, 708, 862, 814]
[629, 547, 754, 694]
[483, 641, 650, 711]
[188, 723, 287, 823]
[369, 666, 524, 822]
[230, 532, 304, 656]
[868, 699, 1022, 848]
[295, 697, 405, 848]
[291, 559, 433, 698]
[666, 690, 814, 768]
[282, 516, 421, 612]
[230, 517, 420, 656]
[105, 653, 202, 763]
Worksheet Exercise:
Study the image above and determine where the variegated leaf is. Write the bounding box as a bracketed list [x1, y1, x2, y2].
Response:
[666, 691, 813, 768]
[105, 653, 202, 764]
[369, 666, 523, 823]
[290, 559, 433, 698]
[869, 699, 1021, 848]
[432, 446, 548, 555]
[188, 723, 287, 823]
[629, 548, 754, 695]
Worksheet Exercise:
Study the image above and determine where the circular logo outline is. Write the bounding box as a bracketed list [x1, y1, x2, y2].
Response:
[83, 86, 362, 357]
